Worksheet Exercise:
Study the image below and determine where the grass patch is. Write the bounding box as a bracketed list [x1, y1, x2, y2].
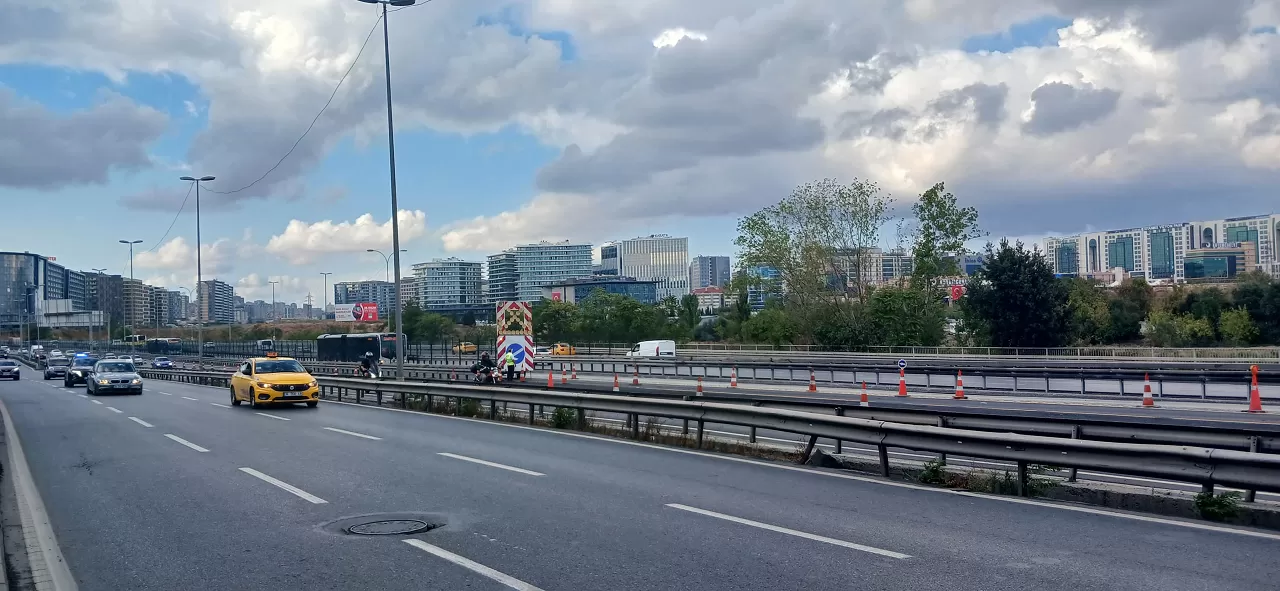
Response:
[1194, 491, 1243, 522]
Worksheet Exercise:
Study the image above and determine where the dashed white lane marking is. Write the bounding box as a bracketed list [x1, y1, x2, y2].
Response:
[210, 403, 231, 409]
[323, 427, 381, 440]
[159, 392, 172, 396]
[238, 468, 327, 504]
[254, 412, 290, 421]
[77, 394, 87, 399]
[128, 417, 154, 428]
[181, 396, 199, 401]
[91, 400, 103, 405]
[404, 539, 545, 590]
[665, 504, 911, 559]
[437, 453, 544, 476]
[164, 434, 209, 453]
[106, 407, 123, 414]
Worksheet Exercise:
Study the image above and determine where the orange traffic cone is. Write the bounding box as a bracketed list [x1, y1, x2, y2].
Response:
[696, 376, 704, 395]
[860, 382, 869, 407]
[613, 373, 620, 392]
[520, 370, 526, 382]
[897, 369, 908, 397]
[571, 364, 578, 380]
[730, 367, 738, 388]
[954, 370, 967, 400]
[561, 369, 568, 385]
[1141, 373, 1156, 408]
[547, 371, 554, 389]
[1247, 365, 1265, 413]
[808, 369, 818, 393]
[632, 366, 640, 386]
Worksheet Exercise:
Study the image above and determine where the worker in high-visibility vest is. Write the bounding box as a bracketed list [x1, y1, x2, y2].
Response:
[502, 350, 518, 382]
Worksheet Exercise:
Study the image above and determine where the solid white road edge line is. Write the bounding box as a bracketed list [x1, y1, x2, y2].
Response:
[666, 503, 911, 559]
[404, 539, 544, 591]
[323, 427, 382, 441]
[238, 468, 328, 504]
[437, 453, 545, 476]
[0, 398, 79, 591]
[164, 434, 210, 453]
[185, 385, 1280, 542]
[254, 412, 290, 421]
[127, 417, 154, 428]
[106, 407, 123, 414]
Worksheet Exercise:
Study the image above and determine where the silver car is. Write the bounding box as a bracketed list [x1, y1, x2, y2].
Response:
[86, 360, 143, 395]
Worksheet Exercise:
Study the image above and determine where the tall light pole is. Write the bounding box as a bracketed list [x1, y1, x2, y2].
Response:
[268, 280, 280, 322]
[367, 249, 391, 283]
[91, 268, 107, 349]
[181, 175, 215, 362]
[357, 0, 415, 377]
[119, 240, 142, 337]
[320, 272, 333, 320]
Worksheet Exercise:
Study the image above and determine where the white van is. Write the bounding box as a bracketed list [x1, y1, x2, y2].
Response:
[626, 340, 676, 358]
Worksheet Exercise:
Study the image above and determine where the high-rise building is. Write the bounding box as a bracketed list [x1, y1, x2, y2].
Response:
[1044, 214, 1280, 282]
[167, 291, 189, 323]
[880, 249, 913, 284]
[146, 285, 170, 329]
[333, 281, 396, 318]
[487, 241, 593, 303]
[0, 252, 43, 332]
[399, 277, 420, 310]
[601, 235, 690, 299]
[92, 273, 124, 332]
[689, 255, 731, 290]
[741, 265, 783, 310]
[413, 258, 483, 310]
[122, 278, 150, 328]
[198, 279, 236, 324]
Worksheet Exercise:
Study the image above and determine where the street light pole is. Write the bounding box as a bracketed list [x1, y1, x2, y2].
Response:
[357, 0, 416, 377]
[181, 175, 216, 362]
[119, 239, 142, 337]
[269, 280, 280, 322]
[320, 272, 333, 320]
[367, 249, 391, 283]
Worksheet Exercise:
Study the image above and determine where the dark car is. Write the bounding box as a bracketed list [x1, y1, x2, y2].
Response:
[43, 357, 71, 380]
[150, 356, 173, 369]
[0, 360, 19, 380]
[86, 361, 143, 396]
[64, 356, 99, 387]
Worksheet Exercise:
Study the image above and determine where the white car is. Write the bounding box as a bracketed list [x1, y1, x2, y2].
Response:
[50, 349, 63, 357]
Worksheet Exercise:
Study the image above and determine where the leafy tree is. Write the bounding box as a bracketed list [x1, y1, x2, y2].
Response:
[1106, 298, 1144, 343]
[740, 308, 796, 347]
[678, 294, 702, 330]
[1232, 272, 1280, 344]
[910, 182, 983, 295]
[867, 286, 945, 346]
[1179, 287, 1228, 336]
[531, 299, 578, 344]
[460, 310, 477, 326]
[1146, 311, 1214, 347]
[1219, 307, 1260, 346]
[659, 296, 680, 318]
[1063, 278, 1111, 345]
[961, 240, 1069, 348]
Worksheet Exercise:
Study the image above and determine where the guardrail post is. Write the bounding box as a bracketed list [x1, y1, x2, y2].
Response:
[528, 403, 536, 425]
[376, 388, 383, 406]
[749, 401, 761, 443]
[1201, 482, 1214, 495]
[631, 413, 640, 440]
[1067, 425, 1080, 482]
[1016, 461, 1028, 496]
[1012, 375, 1018, 392]
[576, 408, 585, 430]
[356, 387, 363, 404]
[682, 418, 689, 435]
[800, 435, 818, 463]
[936, 417, 947, 465]
[489, 398, 497, 420]
[696, 420, 704, 449]
[1245, 436, 1259, 503]
[834, 408, 844, 454]
[426, 393, 433, 412]
[1201, 378, 1208, 399]
[877, 444, 889, 477]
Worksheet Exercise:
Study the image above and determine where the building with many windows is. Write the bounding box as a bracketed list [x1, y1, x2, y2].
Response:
[198, 279, 236, 324]
[1185, 243, 1255, 282]
[486, 241, 594, 303]
[692, 287, 726, 311]
[412, 258, 483, 310]
[689, 255, 731, 290]
[600, 235, 690, 299]
[333, 281, 396, 319]
[167, 291, 189, 324]
[541, 276, 660, 305]
[1044, 214, 1280, 282]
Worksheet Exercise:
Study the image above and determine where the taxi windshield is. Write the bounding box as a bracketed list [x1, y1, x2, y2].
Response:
[255, 360, 306, 374]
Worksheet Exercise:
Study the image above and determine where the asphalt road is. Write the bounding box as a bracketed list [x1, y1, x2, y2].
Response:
[3, 376, 1280, 590]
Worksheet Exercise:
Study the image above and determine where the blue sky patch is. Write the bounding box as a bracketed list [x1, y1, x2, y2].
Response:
[961, 15, 1072, 53]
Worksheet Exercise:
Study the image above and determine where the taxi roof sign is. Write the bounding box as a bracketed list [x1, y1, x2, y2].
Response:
[265, 351, 279, 358]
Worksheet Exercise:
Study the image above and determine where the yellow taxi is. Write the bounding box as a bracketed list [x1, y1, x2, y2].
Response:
[452, 342, 477, 354]
[229, 353, 319, 408]
[551, 343, 577, 355]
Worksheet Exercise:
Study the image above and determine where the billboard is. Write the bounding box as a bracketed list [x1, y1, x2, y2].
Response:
[496, 301, 535, 372]
[334, 302, 379, 322]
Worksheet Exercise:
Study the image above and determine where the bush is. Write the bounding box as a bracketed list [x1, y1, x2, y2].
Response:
[1194, 491, 1242, 522]
[550, 407, 577, 429]
[458, 398, 481, 417]
[918, 459, 948, 485]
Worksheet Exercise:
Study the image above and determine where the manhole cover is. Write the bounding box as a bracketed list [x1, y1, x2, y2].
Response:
[345, 519, 439, 536]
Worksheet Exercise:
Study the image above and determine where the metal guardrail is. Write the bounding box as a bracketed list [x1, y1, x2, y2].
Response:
[137, 368, 1280, 495]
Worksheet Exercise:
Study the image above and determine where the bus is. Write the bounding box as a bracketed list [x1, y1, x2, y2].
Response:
[145, 338, 182, 354]
[316, 333, 403, 363]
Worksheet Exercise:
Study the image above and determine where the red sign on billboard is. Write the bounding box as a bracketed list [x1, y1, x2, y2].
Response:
[950, 285, 965, 300]
[551, 291, 561, 302]
[346, 302, 379, 322]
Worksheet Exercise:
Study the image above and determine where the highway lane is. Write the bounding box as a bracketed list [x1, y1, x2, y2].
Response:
[5, 377, 1280, 590]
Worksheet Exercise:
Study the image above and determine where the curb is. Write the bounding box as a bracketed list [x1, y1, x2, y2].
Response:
[0, 398, 78, 590]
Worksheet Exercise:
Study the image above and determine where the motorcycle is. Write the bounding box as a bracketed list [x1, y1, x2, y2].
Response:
[357, 365, 380, 380]
[472, 366, 499, 385]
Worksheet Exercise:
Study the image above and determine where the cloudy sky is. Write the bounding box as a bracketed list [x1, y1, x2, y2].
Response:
[2, 0, 1278, 304]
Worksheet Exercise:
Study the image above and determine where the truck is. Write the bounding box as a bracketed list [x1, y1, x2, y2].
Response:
[625, 340, 676, 358]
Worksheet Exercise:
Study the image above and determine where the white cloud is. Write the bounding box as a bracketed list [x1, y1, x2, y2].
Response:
[234, 273, 312, 303]
[653, 28, 708, 49]
[132, 237, 238, 275]
[265, 209, 428, 264]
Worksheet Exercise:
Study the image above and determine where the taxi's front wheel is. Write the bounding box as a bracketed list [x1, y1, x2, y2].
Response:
[306, 401, 318, 408]
[230, 386, 241, 406]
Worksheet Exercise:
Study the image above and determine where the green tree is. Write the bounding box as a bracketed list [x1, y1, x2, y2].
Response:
[1219, 307, 1260, 346]
[531, 299, 579, 343]
[678, 294, 702, 330]
[659, 296, 680, 318]
[1180, 287, 1228, 332]
[961, 240, 1069, 348]
[740, 308, 796, 347]
[1232, 272, 1280, 344]
[910, 182, 984, 295]
[1146, 311, 1214, 347]
[866, 285, 945, 346]
[1063, 278, 1112, 345]
[1106, 278, 1153, 343]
